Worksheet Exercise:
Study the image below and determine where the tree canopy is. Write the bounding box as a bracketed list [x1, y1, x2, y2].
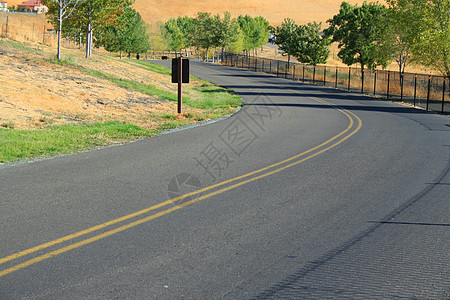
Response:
[294, 22, 331, 66]
[160, 13, 269, 59]
[324, 1, 391, 70]
[387, 0, 449, 77]
[97, 7, 150, 58]
[274, 19, 330, 65]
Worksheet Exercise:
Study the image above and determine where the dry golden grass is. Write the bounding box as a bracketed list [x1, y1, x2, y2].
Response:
[259, 42, 438, 75]
[134, 0, 378, 25]
[5, 0, 376, 25]
[0, 40, 210, 130]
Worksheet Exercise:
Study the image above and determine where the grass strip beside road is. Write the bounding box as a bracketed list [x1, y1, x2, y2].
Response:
[83, 68, 179, 102]
[0, 122, 158, 163]
[0, 53, 242, 164]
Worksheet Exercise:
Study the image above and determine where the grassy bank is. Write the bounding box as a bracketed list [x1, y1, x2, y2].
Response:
[0, 41, 242, 164]
[0, 122, 157, 163]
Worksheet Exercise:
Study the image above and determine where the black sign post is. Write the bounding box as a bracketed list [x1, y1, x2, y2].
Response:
[172, 58, 189, 114]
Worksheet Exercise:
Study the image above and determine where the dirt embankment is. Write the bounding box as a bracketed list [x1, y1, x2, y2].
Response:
[0, 41, 191, 130]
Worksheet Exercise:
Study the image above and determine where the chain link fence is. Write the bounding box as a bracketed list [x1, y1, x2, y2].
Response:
[221, 53, 449, 115]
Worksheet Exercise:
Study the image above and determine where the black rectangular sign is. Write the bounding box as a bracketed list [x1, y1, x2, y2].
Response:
[172, 58, 190, 83]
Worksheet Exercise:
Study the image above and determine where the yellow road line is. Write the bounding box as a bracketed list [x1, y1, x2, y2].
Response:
[0, 107, 361, 278]
[0, 103, 356, 268]
[0, 65, 362, 277]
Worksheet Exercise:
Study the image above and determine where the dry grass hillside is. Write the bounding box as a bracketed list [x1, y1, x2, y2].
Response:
[6, 0, 376, 25]
[133, 0, 375, 25]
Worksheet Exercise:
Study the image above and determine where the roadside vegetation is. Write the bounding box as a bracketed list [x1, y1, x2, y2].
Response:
[0, 39, 242, 164]
[2, 0, 447, 164]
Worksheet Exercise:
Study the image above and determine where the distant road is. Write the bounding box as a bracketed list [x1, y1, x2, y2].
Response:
[1, 61, 449, 299]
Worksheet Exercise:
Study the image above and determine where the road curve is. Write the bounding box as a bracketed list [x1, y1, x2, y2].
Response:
[0, 61, 449, 299]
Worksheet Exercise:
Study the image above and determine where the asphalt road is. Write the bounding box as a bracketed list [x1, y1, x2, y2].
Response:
[1, 61, 449, 299]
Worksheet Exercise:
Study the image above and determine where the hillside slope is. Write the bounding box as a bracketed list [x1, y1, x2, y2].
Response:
[133, 0, 371, 25]
[6, 0, 373, 25]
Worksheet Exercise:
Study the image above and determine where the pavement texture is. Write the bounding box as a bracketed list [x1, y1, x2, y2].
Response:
[0, 61, 449, 299]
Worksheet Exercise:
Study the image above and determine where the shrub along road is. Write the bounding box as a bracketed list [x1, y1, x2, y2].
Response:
[0, 61, 449, 299]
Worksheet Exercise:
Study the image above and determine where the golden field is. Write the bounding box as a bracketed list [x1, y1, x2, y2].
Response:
[6, 0, 375, 25]
[133, 0, 376, 25]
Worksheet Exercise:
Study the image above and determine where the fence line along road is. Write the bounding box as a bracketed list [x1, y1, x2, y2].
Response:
[220, 53, 449, 115]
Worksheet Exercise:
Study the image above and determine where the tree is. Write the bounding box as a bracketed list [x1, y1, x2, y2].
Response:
[216, 12, 241, 56]
[237, 15, 270, 55]
[254, 16, 270, 51]
[388, 0, 449, 77]
[383, 2, 420, 73]
[294, 22, 331, 65]
[274, 18, 299, 65]
[324, 1, 392, 70]
[97, 7, 150, 58]
[176, 16, 196, 50]
[42, 0, 80, 60]
[163, 17, 186, 52]
[68, 0, 133, 58]
[148, 22, 169, 51]
[192, 12, 218, 61]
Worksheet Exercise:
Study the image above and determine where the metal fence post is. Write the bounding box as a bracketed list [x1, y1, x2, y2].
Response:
[313, 66, 316, 84]
[426, 76, 431, 111]
[324, 66, 327, 86]
[262, 59, 265, 73]
[335, 67, 338, 88]
[302, 65, 305, 82]
[413, 74, 417, 106]
[348, 68, 351, 92]
[441, 77, 446, 114]
[269, 60, 272, 74]
[387, 71, 390, 99]
[293, 64, 296, 81]
[400, 73, 404, 101]
[255, 58, 257, 72]
[361, 68, 365, 94]
[374, 70, 377, 95]
[277, 61, 279, 77]
[285, 62, 288, 78]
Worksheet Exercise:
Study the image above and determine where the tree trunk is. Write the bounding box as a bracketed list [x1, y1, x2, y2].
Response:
[85, 23, 91, 58]
[57, 6, 62, 60]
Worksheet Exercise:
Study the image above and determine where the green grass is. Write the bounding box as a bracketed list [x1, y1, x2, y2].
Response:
[45, 54, 79, 67]
[0, 39, 41, 53]
[83, 64, 243, 118]
[121, 59, 172, 76]
[82, 68, 179, 102]
[0, 122, 158, 163]
[0, 45, 242, 164]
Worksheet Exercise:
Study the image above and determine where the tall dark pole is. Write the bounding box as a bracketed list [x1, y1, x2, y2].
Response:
[178, 57, 182, 114]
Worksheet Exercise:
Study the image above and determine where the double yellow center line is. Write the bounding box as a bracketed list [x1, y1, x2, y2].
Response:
[0, 67, 362, 278]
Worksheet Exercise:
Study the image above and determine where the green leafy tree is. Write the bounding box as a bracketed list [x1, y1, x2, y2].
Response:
[216, 12, 241, 55]
[68, 0, 133, 58]
[42, 0, 80, 60]
[97, 7, 150, 58]
[163, 17, 186, 51]
[388, 0, 449, 77]
[254, 16, 270, 51]
[383, 2, 421, 73]
[237, 15, 270, 55]
[294, 22, 331, 65]
[324, 1, 391, 70]
[237, 15, 258, 54]
[176, 16, 196, 49]
[192, 12, 219, 60]
[274, 18, 299, 64]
